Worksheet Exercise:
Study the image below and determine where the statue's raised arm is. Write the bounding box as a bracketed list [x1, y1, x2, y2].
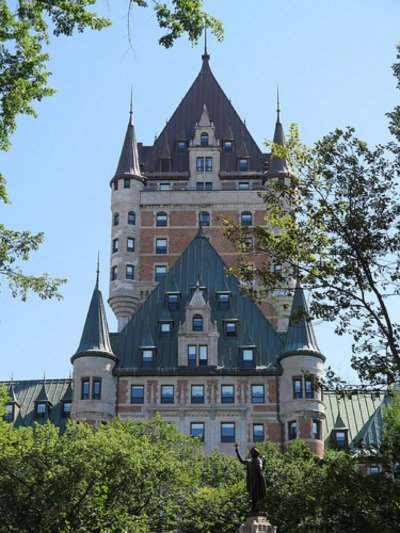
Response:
[235, 445, 267, 513]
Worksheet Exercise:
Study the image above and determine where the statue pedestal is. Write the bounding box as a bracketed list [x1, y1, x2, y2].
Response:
[239, 514, 277, 533]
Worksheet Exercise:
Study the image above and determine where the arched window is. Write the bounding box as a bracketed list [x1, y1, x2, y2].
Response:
[200, 132, 209, 146]
[113, 212, 119, 226]
[241, 211, 253, 226]
[199, 211, 210, 226]
[128, 211, 136, 225]
[156, 212, 168, 227]
[192, 314, 203, 331]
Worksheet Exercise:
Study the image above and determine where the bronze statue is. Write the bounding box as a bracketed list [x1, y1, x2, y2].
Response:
[235, 443, 267, 512]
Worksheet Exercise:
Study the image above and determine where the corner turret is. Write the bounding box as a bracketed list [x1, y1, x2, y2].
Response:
[263, 91, 290, 184]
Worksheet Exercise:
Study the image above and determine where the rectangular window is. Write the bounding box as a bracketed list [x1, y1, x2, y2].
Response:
[4, 404, 14, 422]
[253, 424, 264, 442]
[239, 182, 250, 190]
[81, 379, 90, 400]
[124, 178, 130, 188]
[126, 265, 134, 280]
[293, 378, 303, 399]
[159, 322, 172, 338]
[333, 430, 347, 448]
[221, 422, 235, 443]
[191, 422, 205, 442]
[142, 350, 153, 368]
[196, 157, 204, 172]
[199, 345, 208, 366]
[288, 421, 298, 440]
[225, 321, 237, 337]
[177, 141, 186, 153]
[199, 211, 210, 226]
[112, 238, 118, 253]
[196, 182, 205, 190]
[217, 293, 230, 310]
[312, 419, 321, 440]
[131, 385, 144, 404]
[191, 385, 204, 404]
[62, 402, 71, 417]
[156, 238, 167, 254]
[251, 385, 265, 404]
[113, 180, 118, 191]
[156, 213, 168, 227]
[35, 403, 46, 417]
[221, 385, 234, 404]
[160, 183, 171, 191]
[155, 265, 167, 281]
[92, 379, 101, 400]
[127, 238, 135, 252]
[239, 158, 249, 171]
[161, 385, 174, 404]
[128, 212, 136, 225]
[242, 348, 254, 368]
[224, 140, 233, 152]
[370, 466, 380, 476]
[188, 345, 197, 367]
[205, 181, 212, 190]
[205, 157, 212, 172]
[111, 266, 117, 281]
[305, 377, 314, 399]
[167, 293, 179, 310]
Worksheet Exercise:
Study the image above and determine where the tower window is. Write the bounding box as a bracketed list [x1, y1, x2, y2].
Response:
[161, 385, 174, 404]
[200, 132, 209, 146]
[92, 379, 101, 400]
[124, 178, 130, 189]
[251, 385, 264, 404]
[292, 377, 303, 399]
[192, 314, 203, 331]
[111, 266, 117, 281]
[156, 238, 167, 254]
[312, 419, 321, 440]
[81, 379, 90, 400]
[156, 212, 168, 227]
[199, 345, 208, 366]
[131, 385, 144, 404]
[128, 211, 136, 225]
[205, 157, 212, 172]
[112, 238, 118, 253]
[191, 385, 204, 404]
[253, 424, 264, 442]
[239, 158, 249, 171]
[113, 180, 118, 191]
[221, 385, 234, 404]
[288, 421, 298, 440]
[127, 238, 135, 252]
[191, 422, 205, 442]
[240, 211, 253, 226]
[199, 211, 210, 226]
[196, 157, 204, 172]
[242, 348, 255, 368]
[155, 265, 167, 281]
[221, 422, 235, 443]
[305, 377, 314, 399]
[113, 212, 119, 226]
[126, 265, 134, 280]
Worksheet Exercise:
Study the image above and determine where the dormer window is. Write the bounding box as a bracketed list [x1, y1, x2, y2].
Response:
[192, 314, 203, 332]
[35, 403, 47, 418]
[159, 321, 172, 338]
[224, 140, 233, 152]
[142, 349, 155, 368]
[200, 132, 209, 146]
[166, 292, 180, 311]
[4, 403, 14, 422]
[177, 141, 186, 153]
[242, 348, 255, 368]
[224, 320, 238, 337]
[331, 430, 348, 449]
[217, 292, 230, 310]
[62, 402, 71, 418]
[239, 158, 249, 171]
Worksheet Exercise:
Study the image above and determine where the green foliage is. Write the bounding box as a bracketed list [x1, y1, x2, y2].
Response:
[224, 50, 400, 385]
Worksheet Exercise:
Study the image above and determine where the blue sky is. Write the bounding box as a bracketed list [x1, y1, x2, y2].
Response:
[1, 0, 399, 381]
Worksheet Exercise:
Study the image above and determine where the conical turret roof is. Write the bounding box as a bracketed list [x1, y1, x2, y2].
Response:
[71, 272, 115, 361]
[279, 282, 325, 361]
[113, 105, 145, 181]
[264, 98, 290, 182]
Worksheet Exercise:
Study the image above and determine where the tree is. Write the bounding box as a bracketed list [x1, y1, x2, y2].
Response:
[0, 0, 222, 301]
[224, 45, 400, 385]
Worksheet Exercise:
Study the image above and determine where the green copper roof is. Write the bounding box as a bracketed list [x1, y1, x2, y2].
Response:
[279, 283, 325, 361]
[324, 391, 388, 451]
[115, 232, 284, 374]
[72, 275, 115, 360]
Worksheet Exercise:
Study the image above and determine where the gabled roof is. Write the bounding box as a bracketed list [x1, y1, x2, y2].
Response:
[71, 274, 116, 362]
[279, 282, 325, 361]
[141, 55, 266, 174]
[115, 231, 284, 374]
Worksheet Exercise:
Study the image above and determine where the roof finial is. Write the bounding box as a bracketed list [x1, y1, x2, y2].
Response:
[276, 85, 281, 123]
[202, 21, 210, 61]
[96, 252, 100, 290]
[129, 87, 133, 125]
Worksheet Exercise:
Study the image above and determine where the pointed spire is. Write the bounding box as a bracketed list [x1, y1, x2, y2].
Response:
[72, 269, 115, 360]
[202, 24, 210, 62]
[264, 94, 290, 182]
[279, 282, 325, 361]
[113, 95, 145, 181]
[96, 252, 100, 290]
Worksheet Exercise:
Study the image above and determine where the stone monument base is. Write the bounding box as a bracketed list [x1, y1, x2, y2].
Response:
[239, 513, 277, 533]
